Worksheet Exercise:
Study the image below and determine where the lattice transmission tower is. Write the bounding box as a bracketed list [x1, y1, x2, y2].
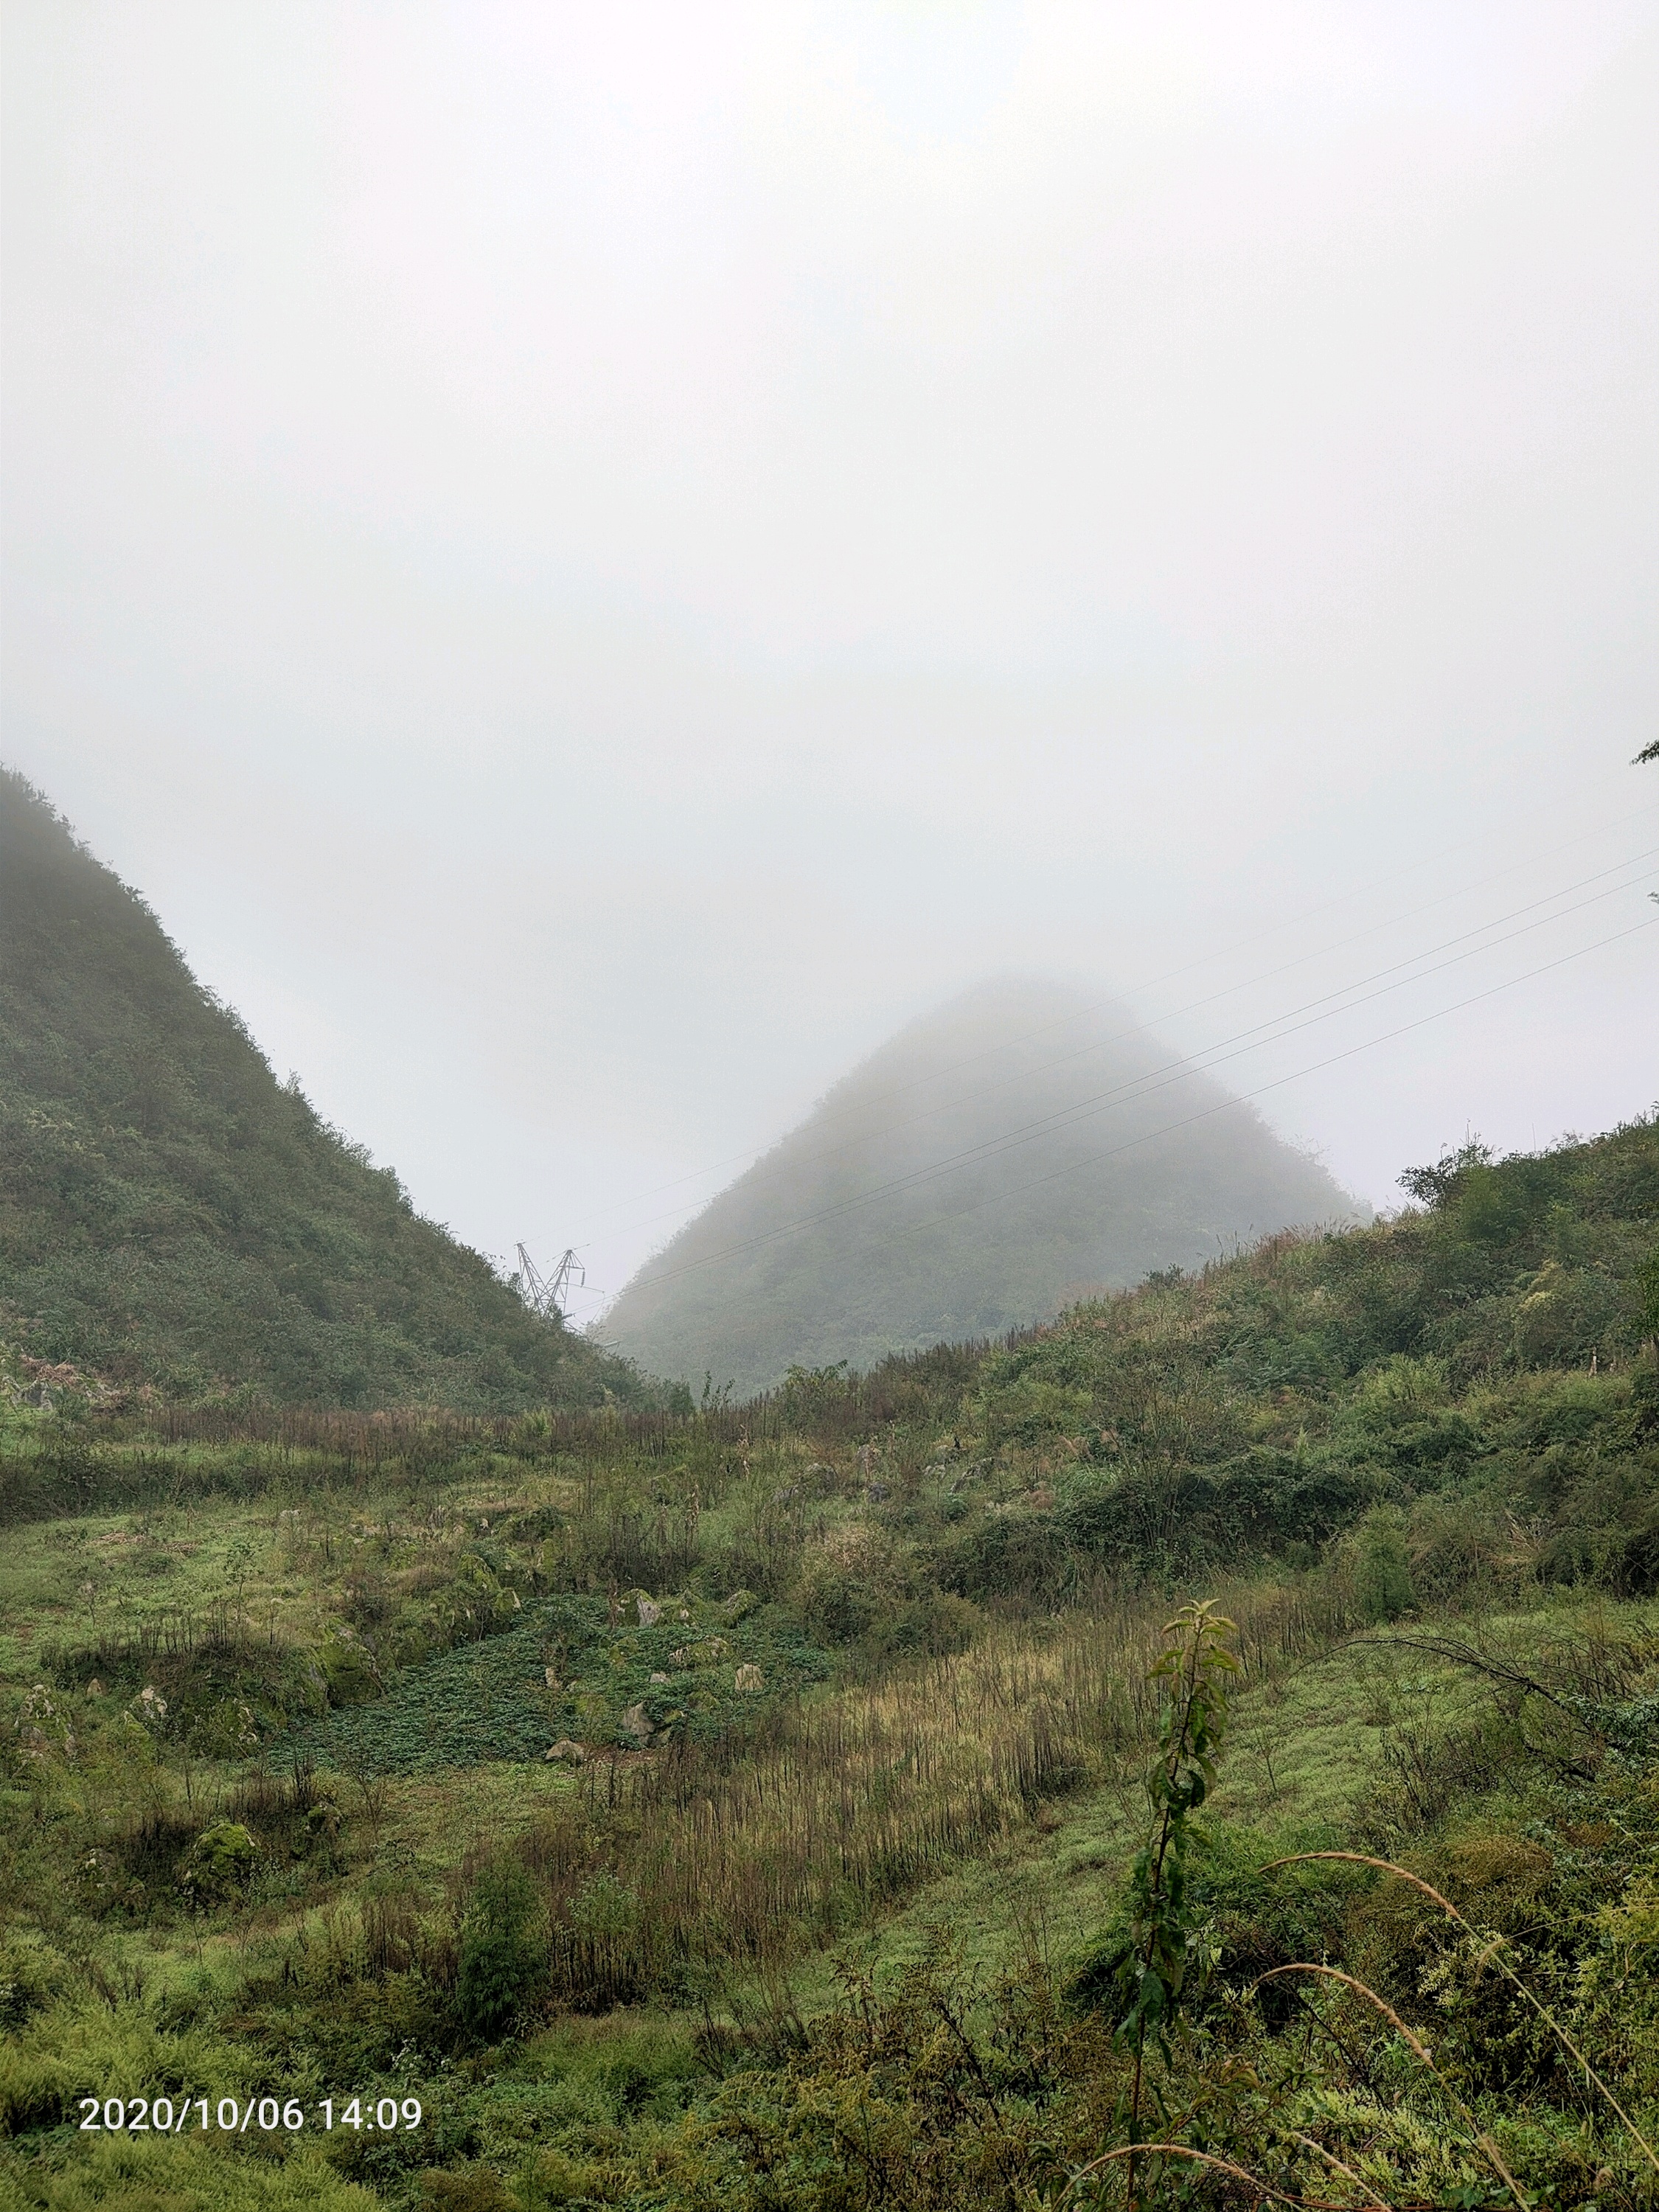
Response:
[515, 1243, 585, 1319]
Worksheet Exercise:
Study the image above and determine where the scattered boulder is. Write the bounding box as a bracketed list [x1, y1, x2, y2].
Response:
[620, 1702, 654, 1746]
[178, 1820, 257, 1904]
[319, 1629, 383, 1707]
[636, 1597, 661, 1627]
[718, 1590, 759, 1624]
[648, 1671, 669, 1685]
[544, 1666, 561, 1689]
[734, 1664, 765, 1693]
[197, 1697, 261, 1757]
[543, 1739, 586, 1764]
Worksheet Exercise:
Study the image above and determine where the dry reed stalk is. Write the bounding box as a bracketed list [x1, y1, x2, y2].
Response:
[544, 1580, 1349, 1998]
[1250, 1965, 1434, 2066]
[1289, 2130, 1394, 2212]
[1251, 1961, 1525, 2210]
[1262, 1852, 1659, 2179]
[1064, 2139, 1368, 2209]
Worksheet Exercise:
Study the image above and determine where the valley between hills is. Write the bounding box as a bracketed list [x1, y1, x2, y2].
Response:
[4, 771, 1659, 2211]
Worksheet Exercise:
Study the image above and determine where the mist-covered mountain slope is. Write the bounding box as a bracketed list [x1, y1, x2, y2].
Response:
[0, 770, 643, 1410]
[599, 977, 1366, 1395]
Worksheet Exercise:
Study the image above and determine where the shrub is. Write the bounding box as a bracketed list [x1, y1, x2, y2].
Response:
[976, 1372, 1096, 1449]
[566, 1872, 641, 1941]
[1407, 1494, 1529, 1606]
[792, 1528, 888, 1645]
[177, 1820, 257, 1905]
[1637, 1244, 1659, 1356]
[858, 1590, 980, 1668]
[1513, 1259, 1627, 1368]
[319, 1629, 383, 1707]
[1611, 1511, 1659, 1597]
[1354, 1506, 1416, 1622]
[457, 1860, 545, 2042]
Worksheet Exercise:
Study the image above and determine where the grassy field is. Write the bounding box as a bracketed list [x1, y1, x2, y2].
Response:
[3, 1121, 1658, 2209]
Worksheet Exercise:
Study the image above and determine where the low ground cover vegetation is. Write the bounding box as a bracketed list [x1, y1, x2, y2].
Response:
[1, 1120, 1658, 2208]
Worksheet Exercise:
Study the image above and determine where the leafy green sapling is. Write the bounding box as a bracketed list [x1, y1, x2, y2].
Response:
[1103, 1599, 1238, 2199]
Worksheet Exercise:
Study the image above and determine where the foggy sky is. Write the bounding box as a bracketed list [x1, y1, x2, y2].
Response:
[4, 1, 1657, 1325]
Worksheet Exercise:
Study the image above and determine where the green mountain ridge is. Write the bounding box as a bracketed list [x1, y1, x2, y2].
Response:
[601, 975, 1367, 1394]
[0, 769, 642, 1411]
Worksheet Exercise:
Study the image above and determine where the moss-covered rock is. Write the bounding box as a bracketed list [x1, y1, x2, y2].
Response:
[177, 1820, 257, 1903]
[319, 1629, 383, 1707]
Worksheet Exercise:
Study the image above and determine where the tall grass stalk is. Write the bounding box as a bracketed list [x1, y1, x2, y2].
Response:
[525, 1583, 1324, 2004]
[1251, 1963, 1526, 2210]
[1263, 1851, 1659, 2179]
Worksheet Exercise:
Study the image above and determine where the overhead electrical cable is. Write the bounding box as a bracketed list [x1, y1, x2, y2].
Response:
[611, 900, 1659, 1294]
[558, 791, 1658, 1246]
[852, 910, 1659, 1273]
[762, 853, 1659, 1208]
[582, 835, 1659, 1250]
[610, 857, 1658, 1267]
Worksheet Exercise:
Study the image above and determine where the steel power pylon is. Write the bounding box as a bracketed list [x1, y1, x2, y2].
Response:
[515, 1243, 585, 1319]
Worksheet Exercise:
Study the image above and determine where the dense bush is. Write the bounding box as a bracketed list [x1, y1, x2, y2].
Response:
[458, 1861, 546, 2041]
[1354, 1505, 1417, 1621]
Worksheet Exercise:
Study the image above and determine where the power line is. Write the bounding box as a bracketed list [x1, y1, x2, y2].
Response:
[580, 828, 1659, 1253]
[559, 788, 1658, 1249]
[615, 864, 1659, 1282]
[855, 908, 1659, 1272]
[774, 850, 1659, 1217]
[613, 905, 1659, 1295]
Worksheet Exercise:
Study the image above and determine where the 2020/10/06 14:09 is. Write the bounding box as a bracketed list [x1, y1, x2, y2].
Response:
[78, 2097, 422, 2134]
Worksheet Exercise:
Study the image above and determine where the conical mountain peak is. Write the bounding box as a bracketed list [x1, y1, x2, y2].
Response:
[601, 975, 1362, 1394]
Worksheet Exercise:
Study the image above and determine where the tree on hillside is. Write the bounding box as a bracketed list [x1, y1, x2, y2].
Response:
[1638, 1246, 1659, 1360]
[1637, 739, 1658, 763]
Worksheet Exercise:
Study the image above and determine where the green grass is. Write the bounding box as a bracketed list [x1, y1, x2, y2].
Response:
[0, 2138, 381, 2212]
[1, 1116, 1657, 2207]
[285, 1596, 830, 1775]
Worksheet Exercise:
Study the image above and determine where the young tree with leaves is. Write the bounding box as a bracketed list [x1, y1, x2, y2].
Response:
[1101, 1599, 1238, 2208]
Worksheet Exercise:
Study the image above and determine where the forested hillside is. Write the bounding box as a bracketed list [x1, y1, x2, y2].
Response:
[2, 1116, 1658, 2210]
[603, 977, 1364, 1394]
[0, 771, 642, 1411]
